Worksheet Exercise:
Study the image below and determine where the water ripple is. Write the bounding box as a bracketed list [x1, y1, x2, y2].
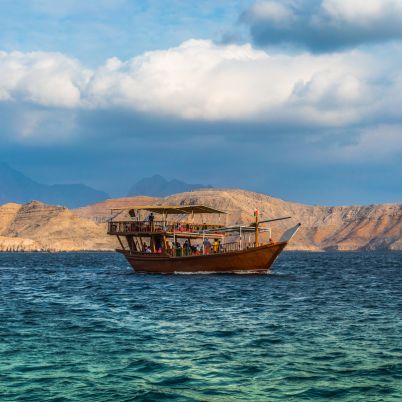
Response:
[0, 251, 401, 401]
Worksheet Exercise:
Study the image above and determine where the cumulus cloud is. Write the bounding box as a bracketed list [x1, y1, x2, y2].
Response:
[241, 0, 402, 52]
[0, 51, 91, 107]
[0, 39, 401, 129]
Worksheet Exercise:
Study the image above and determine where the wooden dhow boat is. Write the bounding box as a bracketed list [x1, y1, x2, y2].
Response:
[107, 205, 300, 274]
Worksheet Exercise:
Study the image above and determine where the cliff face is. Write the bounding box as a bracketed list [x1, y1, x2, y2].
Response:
[0, 201, 117, 251]
[0, 189, 401, 252]
[162, 190, 402, 251]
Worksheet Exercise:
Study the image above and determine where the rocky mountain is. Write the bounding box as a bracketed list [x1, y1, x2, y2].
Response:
[0, 189, 401, 252]
[0, 162, 109, 208]
[0, 201, 116, 251]
[127, 175, 212, 197]
[162, 189, 402, 251]
[74, 196, 158, 222]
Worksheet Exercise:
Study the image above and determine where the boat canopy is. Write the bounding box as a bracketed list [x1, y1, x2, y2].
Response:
[200, 217, 292, 234]
[110, 204, 226, 215]
[202, 225, 271, 234]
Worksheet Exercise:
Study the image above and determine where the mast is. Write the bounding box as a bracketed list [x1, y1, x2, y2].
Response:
[254, 208, 259, 247]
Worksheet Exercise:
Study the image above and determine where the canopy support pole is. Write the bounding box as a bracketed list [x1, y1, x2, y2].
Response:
[173, 229, 176, 257]
[255, 209, 259, 247]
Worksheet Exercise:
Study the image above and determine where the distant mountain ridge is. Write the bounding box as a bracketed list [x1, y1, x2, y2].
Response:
[0, 189, 401, 251]
[127, 174, 212, 197]
[0, 162, 109, 208]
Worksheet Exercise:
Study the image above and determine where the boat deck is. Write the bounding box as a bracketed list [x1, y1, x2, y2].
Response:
[108, 221, 224, 236]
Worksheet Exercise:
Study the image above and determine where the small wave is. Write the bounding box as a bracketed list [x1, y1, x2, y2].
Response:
[1, 251, 401, 401]
[173, 270, 268, 275]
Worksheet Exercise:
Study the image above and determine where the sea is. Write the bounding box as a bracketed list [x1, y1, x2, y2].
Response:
[0, 252, 401, 401]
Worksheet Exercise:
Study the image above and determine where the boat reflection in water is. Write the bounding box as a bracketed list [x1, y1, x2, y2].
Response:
[107, 205, 301, 274]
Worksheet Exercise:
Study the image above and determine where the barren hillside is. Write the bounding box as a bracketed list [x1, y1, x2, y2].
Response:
[0, 189, 401, 251]
[0, 201, 117, 251]
[163, 189, 402, 251]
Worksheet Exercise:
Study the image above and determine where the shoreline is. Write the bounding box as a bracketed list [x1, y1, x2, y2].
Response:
[1, 249, 400, 254]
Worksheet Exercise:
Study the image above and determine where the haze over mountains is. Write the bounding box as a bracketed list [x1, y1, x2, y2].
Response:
[127, 175, 212, 197]
[0, 162, 109, 208]
[0, 164, 213, 206]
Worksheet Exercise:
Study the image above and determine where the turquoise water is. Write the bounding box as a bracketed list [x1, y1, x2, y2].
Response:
[0, 252, 401, 401]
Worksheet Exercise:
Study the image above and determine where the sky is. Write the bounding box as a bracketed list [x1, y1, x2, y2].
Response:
[0, 0, 402, 205]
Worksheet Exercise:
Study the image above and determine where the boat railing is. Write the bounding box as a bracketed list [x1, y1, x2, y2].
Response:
[221, 241, 260, 253]
[108, 221, 224, 235]
[132, 241, 262, 257]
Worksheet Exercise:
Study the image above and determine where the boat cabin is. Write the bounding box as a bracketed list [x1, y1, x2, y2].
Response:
[107, 204, 290, 257]
[108, 205, 227, 256]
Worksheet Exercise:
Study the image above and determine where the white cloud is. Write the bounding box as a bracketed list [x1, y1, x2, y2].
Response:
[0, 40, 401, 128]
[0, 51, 91, 107]
[246, 1, 296, 26]
[86, 39, 272, 120]
[320, 0, 402, 26]
[83, 40, 398, 125]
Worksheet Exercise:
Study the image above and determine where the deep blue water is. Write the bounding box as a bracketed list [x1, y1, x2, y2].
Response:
[0, 252, 401, 401]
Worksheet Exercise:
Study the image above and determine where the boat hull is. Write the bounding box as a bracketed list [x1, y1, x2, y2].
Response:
[118, 242, 287, 274]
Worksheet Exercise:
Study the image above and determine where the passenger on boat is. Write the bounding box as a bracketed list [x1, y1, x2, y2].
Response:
[166, 241, 174, 255]
[147, 212, 154, 231]
[145, 246, 152, 253]
[175, 242, 182, 257]
[203, 238, 212, 254]
[213, 239, 220, 253]
[183, 239, 191, 256]
[142, 242, 147, 252]
[155, 237, 163, 251]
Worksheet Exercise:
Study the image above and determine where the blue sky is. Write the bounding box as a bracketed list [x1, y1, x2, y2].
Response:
[0, 0, 402, 205]
[0, 0, 252, 64]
